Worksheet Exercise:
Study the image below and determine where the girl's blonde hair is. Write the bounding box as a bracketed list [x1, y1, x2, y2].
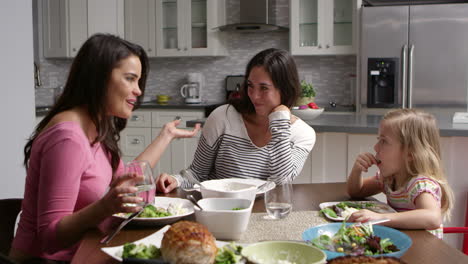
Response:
[382, 109, 454, 220]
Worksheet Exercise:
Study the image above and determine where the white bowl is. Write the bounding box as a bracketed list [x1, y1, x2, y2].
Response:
[200, 179, 258, 202]
[292, 108, 324, 120]
[195, 198, 253, 240]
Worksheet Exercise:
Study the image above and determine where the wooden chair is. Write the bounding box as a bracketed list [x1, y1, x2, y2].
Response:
[443, 192, 468, 255]
[0, 199, 22, 256]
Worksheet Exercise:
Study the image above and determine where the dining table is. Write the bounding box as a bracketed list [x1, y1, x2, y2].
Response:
[71, 183, 468, 264]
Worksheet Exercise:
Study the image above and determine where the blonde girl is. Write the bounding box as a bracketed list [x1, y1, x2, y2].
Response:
[347, 109, 454, 238]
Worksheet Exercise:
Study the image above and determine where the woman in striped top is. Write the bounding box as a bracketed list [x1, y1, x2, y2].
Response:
[346, 109, 454, 238]
[156, 48, 316, 193]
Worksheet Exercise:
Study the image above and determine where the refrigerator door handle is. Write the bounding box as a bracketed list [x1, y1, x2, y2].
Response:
[401, 45, 408, 108]
[407, 44, 415, 108]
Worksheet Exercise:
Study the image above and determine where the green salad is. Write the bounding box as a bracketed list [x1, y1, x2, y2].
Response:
[121, 242, 243, 263]
[138, 204, 172, 218]
[320, 202, 376, 219]
[122, 243, 160, 259]
[310, 222, 399, 256]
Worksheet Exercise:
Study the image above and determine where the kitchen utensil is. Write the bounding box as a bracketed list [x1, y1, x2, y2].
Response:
[101, 208, 144, 244]
[194, 197, 253, 240]
[351, 218, 390, 227]
[187, 194, 203, 210]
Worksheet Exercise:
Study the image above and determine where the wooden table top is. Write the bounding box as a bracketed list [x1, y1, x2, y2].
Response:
[71, 183, 468, 264]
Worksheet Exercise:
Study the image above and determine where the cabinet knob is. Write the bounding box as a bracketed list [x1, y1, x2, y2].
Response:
[318, 44, 322, 49]
[131, 139, 141, 144]
[72, 48, 76, 52]
[326, 44, 330, 49]
[177, 48, 181, 51]
[174, 116, 181, 121]
[148, 48, 152, 52]
[184, 47, 188, 51]
[131, 115, 140, 121]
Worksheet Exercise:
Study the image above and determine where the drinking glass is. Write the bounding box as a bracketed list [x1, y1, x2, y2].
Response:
[124, 160, 155, 206]
[264, 180, 293, 219]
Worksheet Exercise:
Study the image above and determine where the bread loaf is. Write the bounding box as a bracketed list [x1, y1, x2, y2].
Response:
[161, 221, 217, 264]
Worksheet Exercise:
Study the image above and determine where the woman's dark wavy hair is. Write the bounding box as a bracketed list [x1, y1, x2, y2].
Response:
[230, 48, 300, 114]
[24, 33, 149, 172]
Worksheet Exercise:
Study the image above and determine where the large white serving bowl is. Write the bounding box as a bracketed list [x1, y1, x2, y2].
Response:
[292, 108, 324, 120]
[194, 198, 253, 240]
[200, 178, 258, 202]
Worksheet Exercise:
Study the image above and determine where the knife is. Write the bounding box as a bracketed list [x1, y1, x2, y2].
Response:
[100, 208, 144, 244]
[122, 258, 169, 264]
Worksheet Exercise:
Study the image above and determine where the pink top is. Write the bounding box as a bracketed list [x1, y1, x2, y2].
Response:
[12, 122, 123, 261]
[374, 172, 443, 238]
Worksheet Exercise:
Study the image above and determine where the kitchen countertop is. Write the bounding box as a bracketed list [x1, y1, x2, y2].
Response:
[186, 112, 468, 137]
[36, 102, 222, 117]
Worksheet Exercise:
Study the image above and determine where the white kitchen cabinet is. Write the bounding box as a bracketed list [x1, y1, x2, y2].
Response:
[124, 0, 156, 56]
[154, 0, 226, 57]
[119, 109, 204, 177]
[289, 0, 360, 55]
[42, 0, 124, 58]
[295, 133, 348, 184]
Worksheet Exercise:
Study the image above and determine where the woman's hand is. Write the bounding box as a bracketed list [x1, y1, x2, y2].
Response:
[272, 104, 297, 123]
[161, 119, 201, 140]
[156, 173, 178, 194]
[348, 209, 386, 223]
[99, 173, 144, 215]
[352, 152, 379, 173]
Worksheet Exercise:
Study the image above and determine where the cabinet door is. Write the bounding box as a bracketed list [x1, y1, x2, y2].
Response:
[42, 0, 87, 58]
[155, 0, 225, 57]
[310, 133, 348, 183]
[290, 0, 358, 55]
[120, 127, 152, 156]
[88, 0, 124, 37]
[124, 0, 156, 56]
[156, 0, 188, 56]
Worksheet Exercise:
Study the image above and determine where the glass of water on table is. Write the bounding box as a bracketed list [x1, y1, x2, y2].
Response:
[264, 180, 293, 219]
[124, 160, 155, 206]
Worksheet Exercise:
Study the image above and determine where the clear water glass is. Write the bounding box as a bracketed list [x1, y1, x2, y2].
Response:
[264, 180, 293, 219]
[124, 160, 155, 206]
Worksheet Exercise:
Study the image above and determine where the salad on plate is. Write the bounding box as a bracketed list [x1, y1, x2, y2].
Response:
[319, 201, 397, 221]
[310, 222, 399, 256]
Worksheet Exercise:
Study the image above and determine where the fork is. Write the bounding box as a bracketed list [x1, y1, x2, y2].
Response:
[100, 208, 145, 244]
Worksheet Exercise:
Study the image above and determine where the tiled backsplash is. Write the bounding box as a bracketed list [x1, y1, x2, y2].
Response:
[35, 0, 356, 108]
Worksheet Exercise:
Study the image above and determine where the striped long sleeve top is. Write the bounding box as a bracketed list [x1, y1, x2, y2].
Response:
[173, 104, 316, 189]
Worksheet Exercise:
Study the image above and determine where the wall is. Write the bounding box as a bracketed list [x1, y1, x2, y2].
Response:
[34, 0, 356, 108]
[0, 0, 35, 198]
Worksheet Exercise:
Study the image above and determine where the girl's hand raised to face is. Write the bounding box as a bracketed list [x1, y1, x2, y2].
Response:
[352, 152, 379, 173]
[100, 173, 145, 215]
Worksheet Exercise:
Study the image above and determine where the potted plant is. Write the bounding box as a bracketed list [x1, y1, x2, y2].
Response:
[296, 80, 316, 106]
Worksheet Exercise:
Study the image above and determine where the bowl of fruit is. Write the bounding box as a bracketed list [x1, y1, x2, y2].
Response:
[292, 102, 324, 120]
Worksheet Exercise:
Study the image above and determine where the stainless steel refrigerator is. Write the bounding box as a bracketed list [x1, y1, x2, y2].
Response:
[360, 3, 468, 112]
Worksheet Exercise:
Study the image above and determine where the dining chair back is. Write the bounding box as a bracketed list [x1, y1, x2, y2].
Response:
[443, 192, 468, 255]
[0, 199, 22, 255]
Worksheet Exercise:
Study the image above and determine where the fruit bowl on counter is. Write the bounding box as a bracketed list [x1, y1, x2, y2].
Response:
[292, 102, 324, 120]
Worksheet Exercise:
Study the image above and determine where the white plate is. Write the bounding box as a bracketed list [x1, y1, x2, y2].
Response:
[319, 201, 397, 221]
[113, 197, 194, 226]
[183, 179, 275, 196]
[101, 225, 235, 262]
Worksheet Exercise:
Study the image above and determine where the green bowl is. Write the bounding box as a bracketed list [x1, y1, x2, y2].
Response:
[242, 241, 326, 264]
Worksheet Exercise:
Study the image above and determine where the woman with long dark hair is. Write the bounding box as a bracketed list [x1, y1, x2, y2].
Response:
[10, 34, 200, 263]
[156, 48, 316, 192]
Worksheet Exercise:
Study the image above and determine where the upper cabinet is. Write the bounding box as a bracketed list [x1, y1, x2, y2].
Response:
[42, 0, 124, 58]
[124, 0, 226, 57]
[290, 0, 360, 56]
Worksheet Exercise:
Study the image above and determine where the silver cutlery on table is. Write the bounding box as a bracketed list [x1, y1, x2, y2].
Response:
[100, 208, 144, 244]
[187, 194, 204, 210]
[352, 218, 390, 227]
